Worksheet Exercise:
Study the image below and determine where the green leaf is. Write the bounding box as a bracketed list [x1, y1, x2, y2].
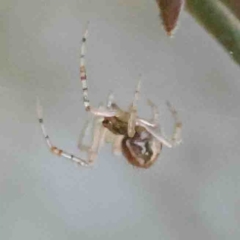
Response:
[156, 0, 240, 66]
[219, 0, 240, 21]
[186, 0, 240, 66]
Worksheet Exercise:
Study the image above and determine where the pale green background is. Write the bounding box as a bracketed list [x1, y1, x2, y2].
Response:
[1, 0, 240, 239]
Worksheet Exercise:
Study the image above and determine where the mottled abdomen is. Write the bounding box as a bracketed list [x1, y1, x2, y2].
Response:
[122, 131, 162, 169]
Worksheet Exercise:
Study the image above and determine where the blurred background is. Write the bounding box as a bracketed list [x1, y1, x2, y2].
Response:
[1, 0, 240, 239]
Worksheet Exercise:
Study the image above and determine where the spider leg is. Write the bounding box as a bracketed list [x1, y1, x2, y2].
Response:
[103, 129, 123, 156]
[37, 98, 95, 166]
[136, 102, 182, 148]
[78, 118, 106, 152]
[166, 101, 182, 145]
[112, 135, 124, 155]
[77, 102, 109, 162]
[106, 92, 126, 118]
[136, 122, 173, 148]
[79, 24, 117, 118]
[78, 101, 110, 156]
[106, 92, 114, 109]
[147, 99, 159, 126]
[128, 78, 141, 138]
[136, 99, 160, 129]
[86, 118, 106, 161]
[79, 22, 91, 112]
[77, 117, 94, 152]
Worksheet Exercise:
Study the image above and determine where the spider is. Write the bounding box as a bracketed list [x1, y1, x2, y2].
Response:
[37, 25, 182, 169]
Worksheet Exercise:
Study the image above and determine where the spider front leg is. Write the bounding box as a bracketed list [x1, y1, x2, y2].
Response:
[79, 24, 117, 118]
[37, 98, 95, 166]
[128, 79, 141, 138]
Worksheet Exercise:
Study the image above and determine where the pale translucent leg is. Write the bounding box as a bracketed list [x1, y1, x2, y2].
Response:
[97, 120, 108, 150]
[106, 92, 114, 109]
[90, 108, 117, 117]
[37, 98, 93, 166]
[77, 117, 94, 151]
[78, 104, 107, 157]
[103, 130, 123, 155]
[78, 101, 104, 151]
[77, 116, 107, 163]
[106, 92, 125, 118]
[136, 101, 182, 148]
[166, 101, 182, 145]
[112, 135, 124, 155]
[147, 99, 159, 126]
[88, 120, 106, 161]
[128, 79, 141, 138]
[137, 99, 160, 129]
[137, 123, 173, 148]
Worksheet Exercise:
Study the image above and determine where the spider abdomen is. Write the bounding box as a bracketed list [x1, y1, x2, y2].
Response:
[122, 131, 162, 168]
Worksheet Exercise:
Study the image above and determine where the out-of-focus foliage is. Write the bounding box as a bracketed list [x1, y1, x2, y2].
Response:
[156, 0, 185, 36]
[156, 0, 240, 66]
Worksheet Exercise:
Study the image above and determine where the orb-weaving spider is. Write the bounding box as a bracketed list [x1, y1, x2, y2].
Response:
[37, 25, 182, 169]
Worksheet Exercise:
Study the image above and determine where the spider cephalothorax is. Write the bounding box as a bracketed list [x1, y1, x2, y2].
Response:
[102, 116, 128, 135]
[37, 23, 182, 168]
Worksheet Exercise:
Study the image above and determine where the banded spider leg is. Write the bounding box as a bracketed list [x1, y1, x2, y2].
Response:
[79, 23, 117, 118]
[36, 25, 118, 166]
[37, 98, 92, 166]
